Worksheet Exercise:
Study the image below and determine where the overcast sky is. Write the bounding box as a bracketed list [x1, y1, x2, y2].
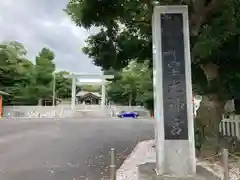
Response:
[0, 0, 102, 75]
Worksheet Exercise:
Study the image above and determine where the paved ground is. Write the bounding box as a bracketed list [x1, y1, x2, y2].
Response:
[0, 118, 154, 180]
[117, 140, 221, 180]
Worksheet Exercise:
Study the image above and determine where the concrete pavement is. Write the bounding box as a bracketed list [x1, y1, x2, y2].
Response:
[0, 118, 154, 180]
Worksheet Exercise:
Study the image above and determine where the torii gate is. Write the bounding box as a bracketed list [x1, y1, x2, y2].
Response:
[65, 74, 114, 109]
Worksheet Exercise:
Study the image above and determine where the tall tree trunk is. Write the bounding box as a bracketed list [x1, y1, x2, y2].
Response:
[196, 62, 226, 157]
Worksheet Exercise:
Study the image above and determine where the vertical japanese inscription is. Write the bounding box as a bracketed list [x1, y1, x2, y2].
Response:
[161, 13, 188, 140]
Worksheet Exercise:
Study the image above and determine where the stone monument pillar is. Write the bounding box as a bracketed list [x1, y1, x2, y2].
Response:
[152, 5, 196, 177]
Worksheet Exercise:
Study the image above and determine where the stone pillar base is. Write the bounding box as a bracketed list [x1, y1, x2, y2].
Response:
[137, 163, 219, 180]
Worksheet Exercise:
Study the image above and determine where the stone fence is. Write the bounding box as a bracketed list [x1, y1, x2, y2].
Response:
[3, 106, 64, 118]
[2, 105, 150, 119]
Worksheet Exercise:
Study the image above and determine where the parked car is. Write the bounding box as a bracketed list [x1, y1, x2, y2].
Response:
[117, 111, 139, 118]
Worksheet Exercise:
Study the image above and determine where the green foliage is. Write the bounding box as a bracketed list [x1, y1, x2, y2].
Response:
[68, 0, 240, 99]
[66, 0, 153, 70]
[0, 41, 72, 105]
[82, 29, 152, 70]
[79, 85, 100, 92]
[82, 29, 119, 70]
[34, 48, 55, 99]
[192, 0, 240, 63]
[107, 60, 153, 110]
[0, 42, 37, 105]
[65, 0, 123, 29]
[55, 71, 72, 99]
[191, 0, 240, 97]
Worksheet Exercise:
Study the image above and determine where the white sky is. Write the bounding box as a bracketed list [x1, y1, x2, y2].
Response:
[0, 0, 102, 75]
[78, 78, 103, 84]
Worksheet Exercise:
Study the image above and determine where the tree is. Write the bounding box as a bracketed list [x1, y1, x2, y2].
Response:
[191, 0, 240, 155]
[0, 42, 80, 105]
[0, 41, 37, 105]
[34, 48, 55, 100]
[5, 41, 27, 56]
[55, 71, 72, 99]
[79, 85, 100, 92]
[65, 0, 227, 70]
[107, 60, 153, 109]
[66, 0, 240, 154]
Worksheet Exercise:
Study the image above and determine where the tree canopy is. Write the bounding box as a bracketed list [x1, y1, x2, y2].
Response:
[0, 41, 74, 105]
[66, 0, 240, 107]
[66, 0, 240, 153]
[107, 60, 153, 109]
[79, 84, 101, 92]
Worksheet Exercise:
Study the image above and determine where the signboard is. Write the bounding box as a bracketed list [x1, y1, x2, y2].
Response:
[161, 13, 188, 140]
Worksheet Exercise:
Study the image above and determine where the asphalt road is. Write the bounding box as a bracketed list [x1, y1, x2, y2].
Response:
[0, 118, 154, 180]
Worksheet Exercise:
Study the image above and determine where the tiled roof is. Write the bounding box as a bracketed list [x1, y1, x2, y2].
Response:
[76, 91, 101, 97]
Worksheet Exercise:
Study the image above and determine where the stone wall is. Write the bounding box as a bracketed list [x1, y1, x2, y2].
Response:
[3, 106, 64, 118]
[2, 105, 150, 118]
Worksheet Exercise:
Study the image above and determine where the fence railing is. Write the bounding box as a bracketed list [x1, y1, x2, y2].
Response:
[219, 114, 240, 139]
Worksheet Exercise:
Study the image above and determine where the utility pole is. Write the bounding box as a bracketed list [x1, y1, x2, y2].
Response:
[101, 83, 106, 108]
[129, 93, 132, 107]
[71, 77, 76, 109]
[52, 72, 56, 106]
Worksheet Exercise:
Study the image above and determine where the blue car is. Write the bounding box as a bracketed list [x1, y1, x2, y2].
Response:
[118, 111, 139, 118]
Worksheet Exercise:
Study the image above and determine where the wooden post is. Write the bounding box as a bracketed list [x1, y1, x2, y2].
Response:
[222, 148, 229, 180]
[110, 148, 116, 180]
[236, 121, 240, 139]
